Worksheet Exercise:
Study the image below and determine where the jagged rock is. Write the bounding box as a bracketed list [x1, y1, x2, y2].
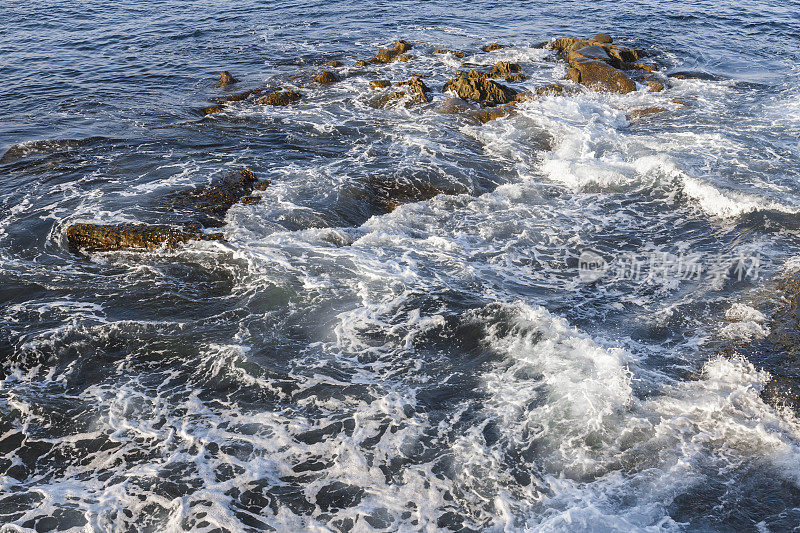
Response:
[568, 45, 620, 68]
[536, 83, 564, 96]
[258, 90, 302, 106]
[502, 74, 528, 82]
[314, 71, 339, 84]
[492, 61, 521, 74]
[628, 106, 667, 120]
[369, 40, 413, 64]
[443, 76, 517, 105]
[324, 60, 343, 67]
[482, 43, 504, 52]
[66, 223, 223, 252]
[369, 80, 392, 89]
[592, 33, 613, 44]
[170, 169, 270, 227]
[216, 71, 238, 87]
[202, 105, 224, 116]
[627, 62, 656, 72]
[568, 58, 637, 93]
[377, 91, 409, 108]
[396, 54, 414, 62]
[668, 71, 723, 80]
[514, 92, 536, 103]
[433, 49, 465, 58]
[552, 37, 638, 64]
[398, 76, 431, 103]
[647, 80, 665, 92]
[353, 60, 369, 67]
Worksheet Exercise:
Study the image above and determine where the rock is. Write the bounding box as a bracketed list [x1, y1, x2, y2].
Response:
[369, 80, 392, 89]
[592, 33, 613, 44]
[627, 62, 656, 72]
[216, 71, 238, 87]
[214, 89, 259, 103]
[170, 169, 270, 227]
[492, 61, 521, 74]
[502, 74, 528, 82]
[66, 223, 223, 252]
[433, 49, 465, 58]
[314, 71, 339, 84]
[514, 92, 537, 103]
[202, 105, 224, 116]
[473, 102, 516, 123]
[568, 58, 637, 93]
[628, 106, 667, 120]
[668, 71, 723, 81]
[353, 60, 369, 67]
[396, 54, 414, 62]
[535, 83, 564, 96]
[482, 43, 504, 52]
[258, 90, 302, 106]
[398, 76, 431, 103]
[324, 60, 343, 67]
[377, 91, 409, 108]
[443, 76, 518, 105]
[369, 40, 413, 64]
[647, 80, 665, 92]
[569, 45, 619, 68]
[361, 176, 454, 212]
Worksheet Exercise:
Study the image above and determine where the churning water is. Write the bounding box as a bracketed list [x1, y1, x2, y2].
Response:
[2, 0, 800, 530]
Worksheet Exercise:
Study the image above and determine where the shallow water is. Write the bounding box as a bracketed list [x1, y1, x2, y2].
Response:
[2, 0, 800, 531]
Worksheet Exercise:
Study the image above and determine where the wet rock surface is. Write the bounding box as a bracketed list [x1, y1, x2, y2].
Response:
[313, 71, 339, 84]
[443, 76, 517, 105]
[66, 223, 223, 252]
[368, 40, 413, 64]
[216, 71, 238, 87]
[258, 90, 302, 106]
[67, 170, 269, 252]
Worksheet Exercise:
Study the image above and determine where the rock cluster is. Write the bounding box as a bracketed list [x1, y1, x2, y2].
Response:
[67, 169, 270, 252]
[443, 76, 517, 105]
[368, 40, 413, 64]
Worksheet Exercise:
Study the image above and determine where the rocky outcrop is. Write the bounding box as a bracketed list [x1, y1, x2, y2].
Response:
[567, 58, 637, 93]
[202, 105, 224, 116]
[169, 169, 270, 227]
[258, 90, 302, 106]
[443, 76, 518, 105]
[647, 80, 665, 92]
[216, 71, 238, 87]
[353, 60, 369, 67]
[361, 176, 460, 212]
[482, 43, 504, 52]
[314, 71, 339, 84]
[66, 223, 222, 252]
[535, 83, 564, 96]
[369, 80, 392, 89]
[324, 60, 343, 68]
[627, 106, 667, 120]
[398, 76, 431, 103]
[368, 40, 413, 64]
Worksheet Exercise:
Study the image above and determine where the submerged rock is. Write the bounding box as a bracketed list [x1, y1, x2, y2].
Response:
[433, 49, 465, 58]
[647, 80, 665, 92]
[369, 40, 413, 64]
[66, 223, 222, 252]
[170, 169, 269, 227]
[369, 80, 392, 89]
[216, 71, 238, 87]
[314, 71, 340, 84]
[201, 105, 224, 116]
[482, 43, 504, 52]
[258, 90, 302, 106]
[353, 60, 369, 67]
[627, 106, 667, 120]
[592, 33, 613, 44]
[324, 60, 343, 67]
[361, 176, 457, 212]
[443, 76, 518, 105]
[535, 83, 565, 96]
[492, 61, 521, 74]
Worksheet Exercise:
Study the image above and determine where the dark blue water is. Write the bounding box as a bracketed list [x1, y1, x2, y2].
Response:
[2, 1, 800, 531]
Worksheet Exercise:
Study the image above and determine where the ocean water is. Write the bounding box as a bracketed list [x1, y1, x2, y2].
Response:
[2, 0, 800, 531]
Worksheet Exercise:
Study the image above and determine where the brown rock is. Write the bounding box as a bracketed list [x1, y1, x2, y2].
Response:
[216, 71, 238, 87]
[354, 60, 369, 67]
[314, 71, 339, 84]
[396, 54, 414, 62]
[514, 92, 537, 103]
[535, 83, 564, 96]
[202, 105, 224, 116]
[258, 90, 302, 106]
[502, 74, 528, 82]
[492, 61, 521, 74]
[324, 60, 343, 67]
[369, 80, 392, 89]
[473, 102, 516, 123]
[433, 49, 465, 58]
[568, 45, 618, 67]
[66, 223, 223, 252]
[369, 40, 413, 63]
[647, 80, 665, 92]
[377, 91, 409, 108]
[398, 76, 431, 103]
[482, 43, 504, 52]
[214, 89, 258, 103]
[628, 62, 656, 72]
[362, 177, 456, 212]
[592, 33, 613, 44]
[568, 58, 637, 93]
[443, 76, 518, 105]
